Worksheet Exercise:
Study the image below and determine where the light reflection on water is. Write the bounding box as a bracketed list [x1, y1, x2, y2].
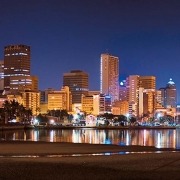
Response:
[1, 128, 180, 149]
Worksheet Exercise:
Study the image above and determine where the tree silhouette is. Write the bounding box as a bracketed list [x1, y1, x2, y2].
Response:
[1, 100, 32, 124]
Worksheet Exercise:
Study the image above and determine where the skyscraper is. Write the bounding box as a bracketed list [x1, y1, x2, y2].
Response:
[4, 45, 30, 90]
[126, 75, 156, 117]
[139, 76, 156, 89]
[4, 44, 38, 92]
[63, 70, 89, 104]
[100, 53, 119, 102]
[160, 78, 177, 108]
[126, 75, 139, 116]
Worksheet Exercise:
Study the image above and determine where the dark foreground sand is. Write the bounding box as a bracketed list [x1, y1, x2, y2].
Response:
[0, 141, 179, 180]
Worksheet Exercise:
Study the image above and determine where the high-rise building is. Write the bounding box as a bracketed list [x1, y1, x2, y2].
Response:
[4, 45, 31, 91]
[126, 75, 156, 117]
[63, 70, 89, 104]
[139, 76, 156, 89]
[126, 75, 139, 116]
[21, 90, 40, 115]
[126, 75, 139, 104]
[100, 53, 119, 102]
[159, 78, 177, 108]
[138, 88, 156, 117]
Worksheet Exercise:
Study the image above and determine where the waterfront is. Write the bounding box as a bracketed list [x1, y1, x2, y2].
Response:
[0, 141, 179, 180]
[1, 128, 180, 149]
[0, 128, 180, 179]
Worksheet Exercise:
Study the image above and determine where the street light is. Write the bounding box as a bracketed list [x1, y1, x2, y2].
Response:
[157, 113, 162, 121]
[126, 113, 130, 126]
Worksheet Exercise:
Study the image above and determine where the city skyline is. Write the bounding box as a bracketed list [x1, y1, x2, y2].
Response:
[0, 0, 180, 98]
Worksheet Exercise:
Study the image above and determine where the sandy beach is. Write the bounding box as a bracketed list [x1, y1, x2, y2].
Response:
[0, 141, 179, 180]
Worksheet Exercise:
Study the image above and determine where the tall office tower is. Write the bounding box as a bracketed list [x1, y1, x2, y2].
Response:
[126, 75, 156, 117]
[63, 70, 89, 104]
[4, 45, 31, 91]
[100, 53, 119, 102]
[139, 76, 156, 116]
[139, 76, 156, 89]
[159, 78, 177, 108]
[126, 75, 139, 104]
[126, 75, 139, 116]
[138, 88, 156, 117]
[0, 60, 4, 90]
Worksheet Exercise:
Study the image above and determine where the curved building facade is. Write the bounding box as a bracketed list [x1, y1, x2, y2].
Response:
[4, 45, 31, 90]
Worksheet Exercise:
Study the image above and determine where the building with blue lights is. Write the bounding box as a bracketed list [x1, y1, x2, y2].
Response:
[159, 78, 177, 108]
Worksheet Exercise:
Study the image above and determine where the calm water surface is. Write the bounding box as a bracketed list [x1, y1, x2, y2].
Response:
[1, 128, 180, 149]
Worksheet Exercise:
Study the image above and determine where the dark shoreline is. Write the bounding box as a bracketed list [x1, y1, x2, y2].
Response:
[0, 141, 178, 156]
[0, 141, 179, 180]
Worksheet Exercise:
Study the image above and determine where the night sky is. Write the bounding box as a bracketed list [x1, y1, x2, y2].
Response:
[0, 0, 180, 101]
